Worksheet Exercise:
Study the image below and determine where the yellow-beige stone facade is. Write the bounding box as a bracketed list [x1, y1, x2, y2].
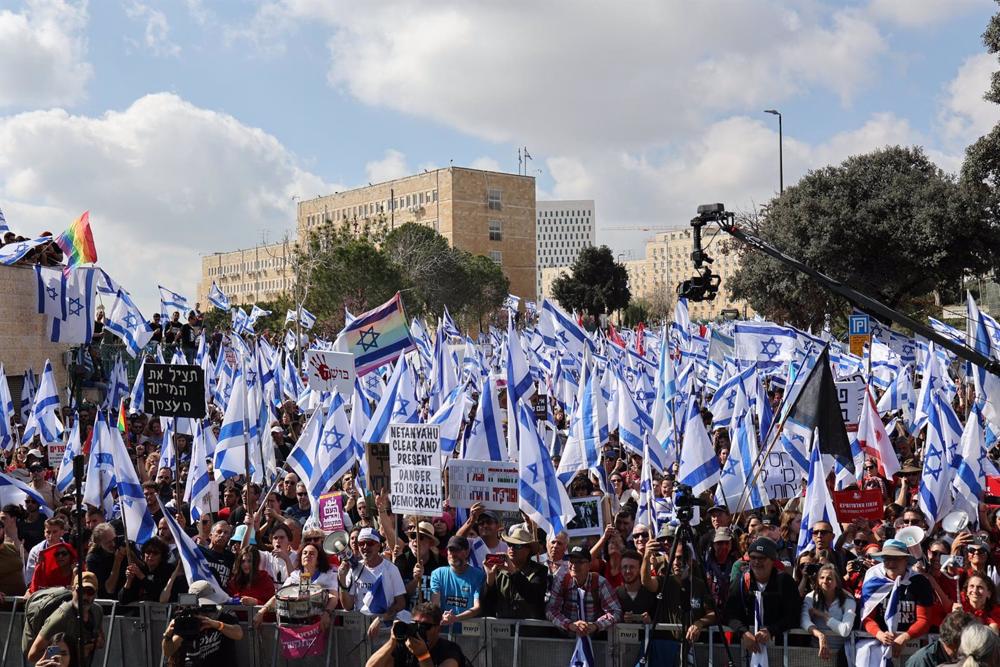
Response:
[198, 240, 293, 307]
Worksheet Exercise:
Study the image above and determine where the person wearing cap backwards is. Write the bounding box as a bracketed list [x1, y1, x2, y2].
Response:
[856, 538, 934, 665]
[430, 536, 484, 627]
[546, 544, 621, 636]
[27, 571, 105, 664]
[339, 527, 408, 641]
[481, 526, 548, 620]
[724, 537, 801, 656]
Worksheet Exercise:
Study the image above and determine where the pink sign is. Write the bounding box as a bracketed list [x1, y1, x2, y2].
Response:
[318, 492, 346, 532]
[279, 621, 327, 658]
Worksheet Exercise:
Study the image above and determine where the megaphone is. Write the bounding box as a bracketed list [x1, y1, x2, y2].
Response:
[323, 530, 352, 559]
[896, 525, 925, 560]
[943, 511, 969, 535]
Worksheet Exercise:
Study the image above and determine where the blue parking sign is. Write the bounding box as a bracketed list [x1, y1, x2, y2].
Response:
[849, 314, 870, 336]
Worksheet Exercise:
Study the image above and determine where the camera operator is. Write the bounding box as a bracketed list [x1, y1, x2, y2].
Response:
[640, 535, 718, 643]
[26, 572, 104, 664]
[365, 602, 469, 667]
[161, 580, 243, 666]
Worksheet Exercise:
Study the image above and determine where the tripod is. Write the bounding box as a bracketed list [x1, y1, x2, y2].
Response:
[637, 516, 736, 667]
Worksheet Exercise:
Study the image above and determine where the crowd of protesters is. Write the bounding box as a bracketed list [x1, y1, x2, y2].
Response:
[5, 306, 1000, 667]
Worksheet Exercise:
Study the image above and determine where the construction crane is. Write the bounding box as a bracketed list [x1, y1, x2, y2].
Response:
[602, 225, 678, 232]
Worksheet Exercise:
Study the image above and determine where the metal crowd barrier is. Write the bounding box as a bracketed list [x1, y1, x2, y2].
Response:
[0, 597, 932, 667]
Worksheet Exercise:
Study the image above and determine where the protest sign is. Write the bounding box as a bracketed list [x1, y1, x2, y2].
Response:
[447, 459, 519, 512]
[388, 423, 442, 514]
[279, 621, 326, 659]
[46, 441, 66, 468]
[143, 364, 206, 418]
[305, 350, 355, 397]
[566, 497, 604, 538]
[834, 378, 865, 432]
[832, 488, 883, 522]
[758, 449, 800, 501]
[318, 492, 346, 532]
[365, 442, 391, 494]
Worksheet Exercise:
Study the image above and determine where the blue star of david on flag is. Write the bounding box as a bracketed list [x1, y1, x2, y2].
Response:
[392, 397, 410, 419]
[123, 313, 138, 329]
[46, 286, 58, 301]
[924, 442, 943, 481]
[358, 326, 381, 352]
[759, 336, 782, 361]
[721, 455, 739, 478]
[68, 297, 83, 317]
[323, 426, 346, 453]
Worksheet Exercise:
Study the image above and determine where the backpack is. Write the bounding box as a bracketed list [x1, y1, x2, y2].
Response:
[21, 587, 72, 654]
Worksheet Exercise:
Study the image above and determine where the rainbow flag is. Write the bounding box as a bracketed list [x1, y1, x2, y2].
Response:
[117, 399, 128, 437]
[55, 211, 98, 270]
[333, 292, 416, 376]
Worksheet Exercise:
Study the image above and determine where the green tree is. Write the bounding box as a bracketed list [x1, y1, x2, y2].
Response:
[551, 245, 631, 317]
[458, 252, 510, 331]
[728, 146, 997, 328]
[382, 223, 468, 319]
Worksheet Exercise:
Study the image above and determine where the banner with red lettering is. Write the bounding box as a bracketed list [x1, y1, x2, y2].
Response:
[279, 621, 327, 659]
[447, 459, 519, 511]
[832, 488, 883, 522]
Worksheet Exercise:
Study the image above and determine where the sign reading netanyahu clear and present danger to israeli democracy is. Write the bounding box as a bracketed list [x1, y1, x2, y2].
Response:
[389, 423, 442, 514]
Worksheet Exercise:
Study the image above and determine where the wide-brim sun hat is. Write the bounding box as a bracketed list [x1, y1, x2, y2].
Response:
[871, 538, 917, 565]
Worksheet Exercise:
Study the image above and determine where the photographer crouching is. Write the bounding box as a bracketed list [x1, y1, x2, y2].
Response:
[161, 580, 243, 666]
[365, 602, 470, 667]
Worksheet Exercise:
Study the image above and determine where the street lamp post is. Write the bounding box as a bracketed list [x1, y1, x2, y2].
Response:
[764, 109, 783, 194]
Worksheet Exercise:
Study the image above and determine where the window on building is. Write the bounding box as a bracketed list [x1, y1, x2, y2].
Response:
[433, 189, 438, 202]
[489, 250, 502, 264]
[489, 219, 502, 241]
[488, 188, 502, 210]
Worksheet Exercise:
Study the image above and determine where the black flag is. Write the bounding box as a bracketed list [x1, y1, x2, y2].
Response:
[780, 346, 854, 474]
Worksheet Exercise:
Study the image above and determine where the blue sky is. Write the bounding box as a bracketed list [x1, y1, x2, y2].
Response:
[1, 0, 999, 314]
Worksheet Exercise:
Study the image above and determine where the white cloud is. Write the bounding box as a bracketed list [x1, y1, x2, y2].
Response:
[0, 93, 338, 313]
[365, 149, 411, 184]
[232, 2, 886, 154]
[868, 0, 989, 28]
[124, 1, 181, 57]
[0, 0, 92, 108]
[939, 52, 1000, 147]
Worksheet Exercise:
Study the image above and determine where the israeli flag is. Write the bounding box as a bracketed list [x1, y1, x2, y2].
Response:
[160, 505, 229, 599]
[363, 573, 390, 614]
[214, 364, 247, 480]
[361, 356, 414, 445]
[952, 402, 986, 520]
[558, 359, 607, 484]
[0, 207, 7, 233]
[429, 385, 471, 462]
[34, 265, 66, 320]
[55, 417, 81, 494]
[918, 393, 962, 525]
[541, 298, 592, 359]
[107, 417, 156, 544]
[441, 305, 462, 339]
[248, 304, 271, 327]
[0, 366, 14, 452]
[651, 329, 679, 470]
[208, 282, 230, 311]
[464, 374, 507, 462]
[297, 307, 317, 330]
[0, 471, 52, 517]
[505, 318, 536, 459]
[0, 237, 50, 265]
[351, 378, 374, 492]
[185, 423, 220, 522]
[158, 285, 189, 318]
[49, 267, 96, 344]
[615, 370, 664, 471]
[517, 402, 574, 536]
[310, 392, 357, 517]
[129, 358, 146, 413]
[105, 290, 153, 358]
[720, 410, 770, 511]
[21, 360, 62, 446]
[286, 407, 325, 507]
[876, 364, 914, 421]
[83, 414, 116, 518]
[636, 444, 656, 531]
[796, 439, 841, 557]
[19, 369, 36, 425]
[968, 293, 1000, 425]
[677, 395, 721, 496]
[734, 322, 796, 369]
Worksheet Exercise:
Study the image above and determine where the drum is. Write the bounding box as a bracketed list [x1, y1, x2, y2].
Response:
[275, 584, 328, 622]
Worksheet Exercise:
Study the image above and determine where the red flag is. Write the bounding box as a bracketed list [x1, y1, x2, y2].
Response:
[607, 323, 626, 348]
[636, 322, 646, 357]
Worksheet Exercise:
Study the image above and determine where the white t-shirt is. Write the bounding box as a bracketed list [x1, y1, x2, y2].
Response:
[259, 549, 298, 584]
[282, 569, 339, 594]
[345, 558, 407, 615]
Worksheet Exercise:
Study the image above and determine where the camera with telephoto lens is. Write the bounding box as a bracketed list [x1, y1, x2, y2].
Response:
[172, 595, 208, 641]
[673, 484, 708, 523]
[392, 620, 424, 641]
